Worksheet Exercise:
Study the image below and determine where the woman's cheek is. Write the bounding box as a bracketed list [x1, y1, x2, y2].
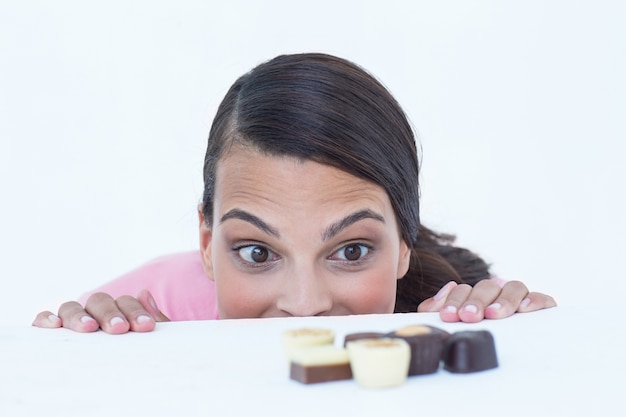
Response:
[218, 286, 268, 318]
[341, 269, 397, 314]
[214, 270, 272, 319]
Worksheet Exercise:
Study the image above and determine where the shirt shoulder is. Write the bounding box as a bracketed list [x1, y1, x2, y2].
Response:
[79, 251, 218, 321]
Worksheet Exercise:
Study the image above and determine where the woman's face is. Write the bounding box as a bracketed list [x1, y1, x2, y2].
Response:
[199, 146, 411, 319]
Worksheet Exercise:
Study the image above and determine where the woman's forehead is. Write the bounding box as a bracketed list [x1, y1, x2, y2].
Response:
[213, 147, 392, 214]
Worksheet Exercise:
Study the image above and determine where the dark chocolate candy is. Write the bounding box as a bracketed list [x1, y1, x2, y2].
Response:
[289, 362, 353, 384]
[343, 332, 386, 347]
[387, 325, 449, 375]
[443, 330, 498, 373]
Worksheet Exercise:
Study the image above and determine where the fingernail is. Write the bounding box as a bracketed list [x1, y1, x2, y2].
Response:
[443, 305, 457, 314]
[487, 302, 502, 311]
[434, 281, 454, 301]
[48, 314, 61, 323]
[110, 316, 125, 326]
[136, 315, 152, 324]
[520, 297, 531, 309]
[80, 315, 96, 324]
[463, 304, 478, 314]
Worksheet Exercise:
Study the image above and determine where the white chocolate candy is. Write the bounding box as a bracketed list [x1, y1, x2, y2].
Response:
[347, 338, 411, 388]
[282, 328, 335, 360]
[290, 345, 349, 366]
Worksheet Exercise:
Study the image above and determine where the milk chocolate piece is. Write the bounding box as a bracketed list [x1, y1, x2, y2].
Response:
[443, 330, 498, 373]
[388, 325, 449, 375]
[290, 362, 353, 384]
[343, 332, 385, 347]
[289, 345, 352, 384]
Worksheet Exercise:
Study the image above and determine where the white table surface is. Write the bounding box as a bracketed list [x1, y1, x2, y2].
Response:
[1, 305, 623, 417]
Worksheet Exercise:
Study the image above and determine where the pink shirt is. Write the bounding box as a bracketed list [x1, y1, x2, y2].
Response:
[79, 251, 219, 321]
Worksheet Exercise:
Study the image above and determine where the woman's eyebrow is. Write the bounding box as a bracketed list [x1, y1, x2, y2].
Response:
[219, 209, 280, 237]
[219, 208, 384, 240]
[322, 209, 385, 241]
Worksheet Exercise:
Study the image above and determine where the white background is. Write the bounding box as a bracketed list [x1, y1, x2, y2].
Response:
[1, 0, 624, 326]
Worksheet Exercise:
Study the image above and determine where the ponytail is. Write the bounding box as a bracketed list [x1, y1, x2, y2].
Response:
[394, 225, 491, 312]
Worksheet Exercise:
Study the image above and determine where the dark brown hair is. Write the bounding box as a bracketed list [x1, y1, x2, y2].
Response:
[202, 53, 490, 312]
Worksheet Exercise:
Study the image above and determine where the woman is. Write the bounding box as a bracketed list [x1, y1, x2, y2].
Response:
[33, 53, 556, 334]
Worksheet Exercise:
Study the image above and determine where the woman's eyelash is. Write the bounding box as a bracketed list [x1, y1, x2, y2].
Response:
[232, 243, 279, 265]
[330, 243, 374, 262]
[232, 241, 374, 268]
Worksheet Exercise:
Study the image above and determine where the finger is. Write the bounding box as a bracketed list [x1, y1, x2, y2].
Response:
[458, 279, 505, 323]
[84, 292, 130, 334]
[483, 280, 528, 319]
[490, 276, 508, 288]
[115, 295, 156, 332]
[417, 281, 458, 313]
[439, 284, 472, 322]
[516, 291, 557, 313]
[32, 311, 62, 328]
[136, 289, 170, 322]
[57, 301, 100, 332]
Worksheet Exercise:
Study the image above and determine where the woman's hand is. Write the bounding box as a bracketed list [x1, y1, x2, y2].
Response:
[32, 289, 170, 334]
[417, 278, 557, 322]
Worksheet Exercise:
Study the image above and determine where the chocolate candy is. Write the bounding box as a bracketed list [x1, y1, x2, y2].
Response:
[443, 330, 498, 373]
[289, 346, 352, 384]
[388, 325, 449, 375]
[283, 325, 500, 386]
[347, 338, 411, 388]
[343, 332, 386, 347]
[282, 328, 334, 360]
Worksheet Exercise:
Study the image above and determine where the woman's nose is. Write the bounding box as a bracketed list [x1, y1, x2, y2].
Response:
[275, 267, 333, 317]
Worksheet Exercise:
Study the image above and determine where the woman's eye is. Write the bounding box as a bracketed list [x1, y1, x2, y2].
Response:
[237, 245, 274, 263]
[333, 244, 370, 261]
